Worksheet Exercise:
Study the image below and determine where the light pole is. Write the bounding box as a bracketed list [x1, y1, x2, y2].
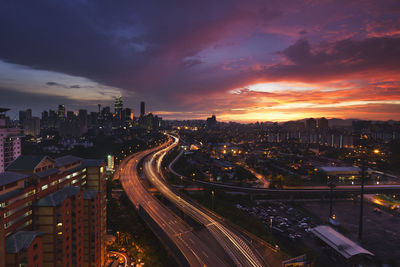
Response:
[328, 178, 336, 219]
[211, 190, 215, 210]
[358, 155, 366, 241]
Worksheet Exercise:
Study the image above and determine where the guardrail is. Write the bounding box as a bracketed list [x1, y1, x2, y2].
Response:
[137, 204, 190, 267]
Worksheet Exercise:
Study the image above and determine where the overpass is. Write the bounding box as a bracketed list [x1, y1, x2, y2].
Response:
[168, 149, 400, 197]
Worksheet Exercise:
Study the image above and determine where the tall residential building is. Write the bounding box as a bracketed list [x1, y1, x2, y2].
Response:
[66, 111, 75, 122]
[206, 115, 217, 128]
[317, 117, 329, 131]
[78, 109, 88, 134]
[19, 109, 32, 127]
[0, 155, 107, 267]
[23, 117, 41, 136]
[114, 96, 123, 120]
[140, 101, 145, 117]
[0, 108, 22, 173]
[41, 111, 49, 129]
[306, 118, 317, 132]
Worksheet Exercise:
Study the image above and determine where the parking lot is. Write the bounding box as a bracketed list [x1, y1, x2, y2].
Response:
[302, 200, 400, 265]
[236, 202, 315, 241]
[237, 200, 385, 266]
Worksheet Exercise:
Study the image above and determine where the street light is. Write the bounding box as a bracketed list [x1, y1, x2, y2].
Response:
[328, 178, 336, 220]
[358, 146, 368, 242]
[211, 190, 215, 210]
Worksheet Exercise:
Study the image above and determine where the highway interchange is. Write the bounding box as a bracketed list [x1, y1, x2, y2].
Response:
[117, 133, 400, 267]
[119, 141, 228, 267]
[118, 135, 268, 266]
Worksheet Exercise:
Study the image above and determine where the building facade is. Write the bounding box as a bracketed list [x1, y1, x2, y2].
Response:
[0, 109, 22, 173]
[0, 155, 107, 267]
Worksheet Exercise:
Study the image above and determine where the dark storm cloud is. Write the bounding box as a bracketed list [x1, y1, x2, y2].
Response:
[268, 37, 400, 81]
[1, 0, 400, 121]
[0, 0, 276, 94]
[0, 1, 135, 86]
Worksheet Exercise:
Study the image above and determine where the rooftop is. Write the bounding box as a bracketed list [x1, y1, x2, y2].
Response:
[35, 168, 59, 178]
[82, 159, 104, 167]
[5, 231, 43, 253]
[6, 155, 53, 171]
[0, 171, 29, 187]
[83, 189, 99, 200]
[0, 188, 24, 203]
[36, 186, 80, 207]
[311, 225, 374, 259]
[54, 155, 82, 168]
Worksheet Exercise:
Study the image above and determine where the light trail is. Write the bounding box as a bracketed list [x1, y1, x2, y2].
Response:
[143, 134, 266, 267]
[118, 142, 228, 267]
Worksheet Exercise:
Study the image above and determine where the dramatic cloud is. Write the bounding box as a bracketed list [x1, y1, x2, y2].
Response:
[0, 0, 399, 121]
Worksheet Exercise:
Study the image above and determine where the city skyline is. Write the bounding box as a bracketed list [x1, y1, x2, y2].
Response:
[1, 1, 400, 122]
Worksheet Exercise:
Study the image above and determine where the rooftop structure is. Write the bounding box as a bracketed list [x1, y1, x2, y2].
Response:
[311, 225, 374, 260]
[0, 172, 29, 187]
[5, 231, 43, 254]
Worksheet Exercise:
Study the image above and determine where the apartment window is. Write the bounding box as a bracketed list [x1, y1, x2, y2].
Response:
[25, 190, 35, 197]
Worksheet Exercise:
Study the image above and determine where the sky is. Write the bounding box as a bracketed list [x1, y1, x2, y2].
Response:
[0, 0, 400, 122]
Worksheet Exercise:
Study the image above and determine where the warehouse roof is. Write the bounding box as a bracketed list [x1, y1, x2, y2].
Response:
[311, 225, 374, 259]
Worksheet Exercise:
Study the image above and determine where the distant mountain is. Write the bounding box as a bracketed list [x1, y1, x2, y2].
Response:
[328, 118, 357, 127]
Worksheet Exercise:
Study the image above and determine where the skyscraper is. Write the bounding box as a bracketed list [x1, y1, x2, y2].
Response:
[58, 105, 65, 119]
[0, 108, 21, 172]
[140, 101, 145, 117]
[114, 96, 123, 120]
[306, 118, 317, 131]
[317, 117, 329, 131]
[19, 109, 32, 127]
[23, 117, 41, 136]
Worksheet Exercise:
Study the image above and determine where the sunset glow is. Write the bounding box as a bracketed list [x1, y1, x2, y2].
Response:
[0, 1, 399, 121]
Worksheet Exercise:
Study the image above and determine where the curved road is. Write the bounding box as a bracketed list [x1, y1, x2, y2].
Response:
[119, 142, 228, 267]
[143, 135, 267, 267]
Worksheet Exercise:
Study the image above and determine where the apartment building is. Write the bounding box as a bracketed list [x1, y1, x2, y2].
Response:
[0, 154, 107, 267]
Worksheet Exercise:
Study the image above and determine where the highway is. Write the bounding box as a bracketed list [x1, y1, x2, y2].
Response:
[119, 142, 228, 267]
[168, 150, 400, 195]
[143, 135, 267, 267]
